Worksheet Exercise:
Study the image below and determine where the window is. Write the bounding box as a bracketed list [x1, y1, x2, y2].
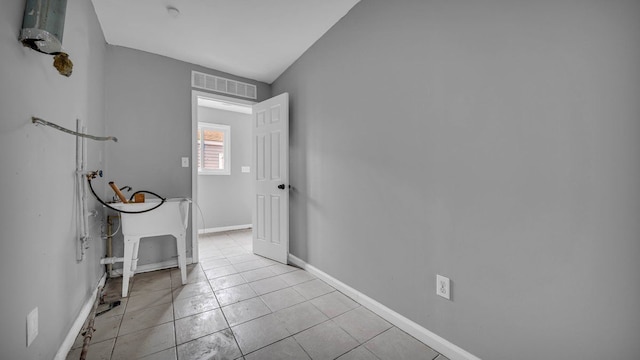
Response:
[197, 123, 230, 175]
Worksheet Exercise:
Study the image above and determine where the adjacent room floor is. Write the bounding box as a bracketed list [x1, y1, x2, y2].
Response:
[67, 230, 447, 360]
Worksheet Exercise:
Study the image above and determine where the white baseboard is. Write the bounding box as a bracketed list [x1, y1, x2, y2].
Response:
[288, 254, 481, 360]
[198, 224, 252, 234]
[109, 257, 194, 277]
[54, 273, 107, 360]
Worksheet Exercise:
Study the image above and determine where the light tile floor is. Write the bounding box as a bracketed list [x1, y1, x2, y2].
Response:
[67, 230, 448, 360]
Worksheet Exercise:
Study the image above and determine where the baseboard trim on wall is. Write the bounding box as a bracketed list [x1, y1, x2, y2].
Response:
[288, 254, 482, 360]
[54, 272, 107, 360]
[198, 224, 252, 234]
[108, 257, 195, 277]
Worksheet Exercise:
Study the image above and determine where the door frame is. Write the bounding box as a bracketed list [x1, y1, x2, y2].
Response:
[190, 90, 256, 263]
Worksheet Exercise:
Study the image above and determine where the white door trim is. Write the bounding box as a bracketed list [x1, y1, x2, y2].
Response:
[190, 90, 255, 263]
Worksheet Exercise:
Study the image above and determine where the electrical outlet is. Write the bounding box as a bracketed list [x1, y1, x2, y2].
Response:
[27, 307, 38, 346]
[181, 157, 189, 167]
[436, 275, 451, 300]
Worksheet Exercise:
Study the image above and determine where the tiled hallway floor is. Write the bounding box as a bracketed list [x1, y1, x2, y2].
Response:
[67, 230, 447, 360]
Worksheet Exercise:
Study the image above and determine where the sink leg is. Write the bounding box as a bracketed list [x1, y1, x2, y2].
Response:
[176, 232, 187, 285]
[122, 236, 140, 297]
[131, 240, 140, 274]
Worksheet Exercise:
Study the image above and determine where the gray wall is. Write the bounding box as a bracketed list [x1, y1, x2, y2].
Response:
[0, 0, 107, 358]
[197, 107, 252, 230]
[272, 0, 640, 359]
[104, 45, 270, 267]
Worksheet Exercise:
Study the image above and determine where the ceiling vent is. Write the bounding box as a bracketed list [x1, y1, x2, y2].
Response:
[192, 71, 257, 100]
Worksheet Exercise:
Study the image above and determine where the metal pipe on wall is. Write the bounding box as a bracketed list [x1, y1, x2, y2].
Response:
[79, 283, 103, 360]
[75, 119, 86, 261]
[106, 216, 113, 275]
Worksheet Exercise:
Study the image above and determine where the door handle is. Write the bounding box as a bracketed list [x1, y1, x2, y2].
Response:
[277, 184, 286, 190]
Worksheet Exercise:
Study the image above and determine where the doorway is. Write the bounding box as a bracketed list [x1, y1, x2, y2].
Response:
[191, 91, 255, 262]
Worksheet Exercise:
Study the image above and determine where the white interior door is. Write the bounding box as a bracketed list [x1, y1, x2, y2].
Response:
[252, 93, 289, 263]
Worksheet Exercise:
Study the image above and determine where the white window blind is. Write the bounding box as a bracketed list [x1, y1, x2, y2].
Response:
[197, 123, 230, 175]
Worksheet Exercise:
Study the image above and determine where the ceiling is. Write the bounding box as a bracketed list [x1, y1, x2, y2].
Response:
[91, 0, 360, 84]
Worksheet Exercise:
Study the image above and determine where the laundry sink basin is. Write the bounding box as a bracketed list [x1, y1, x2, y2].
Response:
[108, 199, 163, 212]
[107, 198, 191, 236]
[106, 198, 191, 297]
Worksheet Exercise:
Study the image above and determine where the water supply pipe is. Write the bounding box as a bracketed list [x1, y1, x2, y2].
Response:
[105, 215, 117, 276]
[76, 119, 88, 261]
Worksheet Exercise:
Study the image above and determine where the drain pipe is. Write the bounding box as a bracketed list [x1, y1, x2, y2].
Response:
[104, 214, 121, 276]
[79, 284, 104, 360]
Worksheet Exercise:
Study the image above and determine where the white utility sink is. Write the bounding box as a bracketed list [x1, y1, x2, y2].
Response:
[109, 198, 191, 297]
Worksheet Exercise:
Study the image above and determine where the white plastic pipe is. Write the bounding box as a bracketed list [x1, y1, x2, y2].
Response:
[100, 257, 124, 265]
[81, 123, 89, 241]
[76, 120, 85, 261]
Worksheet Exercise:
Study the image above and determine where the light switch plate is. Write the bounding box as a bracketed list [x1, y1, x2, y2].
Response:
[181, 157, 189, 167]
[241, 166, 250, 173]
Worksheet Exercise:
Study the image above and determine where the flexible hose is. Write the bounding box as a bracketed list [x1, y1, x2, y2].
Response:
[194, 201, 206, 234]
[108, 215, 121, 236]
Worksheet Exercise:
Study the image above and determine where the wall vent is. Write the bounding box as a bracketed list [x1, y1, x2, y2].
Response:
[192, 71, 257, 100]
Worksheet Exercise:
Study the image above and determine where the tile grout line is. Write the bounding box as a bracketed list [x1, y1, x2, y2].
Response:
[202, 232, 292, 359]
[171, 270, 179, 360]
[118, 240, 323, 358]
[212, 230, 382, 359]
[199, 231, 416, 360]
[96, 230, 440, 360]
[203, 245, 251, 359]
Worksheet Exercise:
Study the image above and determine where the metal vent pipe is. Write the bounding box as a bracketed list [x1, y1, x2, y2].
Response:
[19, 0, 68, 54]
